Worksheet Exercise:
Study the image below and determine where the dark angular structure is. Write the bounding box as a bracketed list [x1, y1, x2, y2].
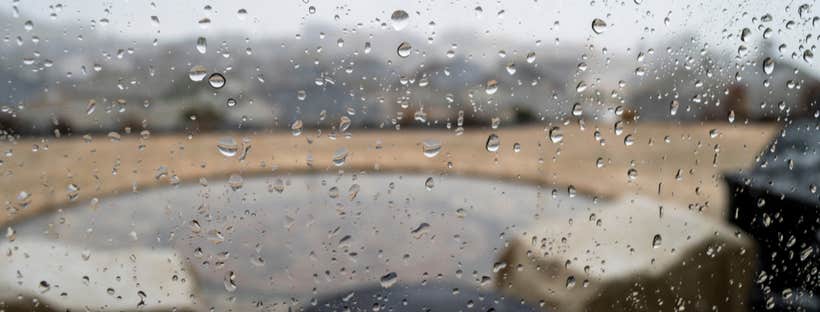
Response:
[725, 119, 820, 310]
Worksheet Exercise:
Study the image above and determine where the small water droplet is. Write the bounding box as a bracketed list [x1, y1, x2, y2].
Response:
[424, 177, 434, 190]
[505, 63, 516, 75]
[6, 227, 15, 242]
[226, 98, 237, 108]
[474, 6, 484, 17]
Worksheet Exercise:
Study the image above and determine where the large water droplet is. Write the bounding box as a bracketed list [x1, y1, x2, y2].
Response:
[575, 81, 588, 93]
[549, 127, 564, 143]
[614, 121, 624, 135]
[624, 134, 634, 146]
[226, 98, 237, 108]
[804, 50, 814, 64]
[86, 100, 96, 115]
[566, 276, 576, 289]
[627, 168, 638, 181]
[291, 120, 303, 136]
[333, 147, 349, 166]
[591, 18, 607, 34]
[411, 222, 431, 238]
[228, 174, 244, 191]
[669, 100, 679, 116]
[196, 37, 207, 54]
[762, 57, 774, 75]
[339, 116, 352, 132]
[224, 271, 237, 292]
[216, 137, 239, 157]
[572, 103, 583, 117]
[391, 10, 409, 31]
[66, 183, 80, 201]
[424, 177, 435, 190]
[652, 234, 662, 248]
[208, 73, 225, 89]
[188, 65, 207, 81]
[485, 80, 498, 95]
[740, 28, 751, 42]
[198, 17, 211, 28]
[380, 272, 398, 288]
[485, 134, 500, 152]
[422, 139, 441, 158]
[397, 42, 412, 58]
[526, 52, 536, 63]
[16, 191, 31, 209]
[798, 4, 811, 19]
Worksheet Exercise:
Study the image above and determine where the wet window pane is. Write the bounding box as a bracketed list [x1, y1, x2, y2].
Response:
[0, 1, 818, 311]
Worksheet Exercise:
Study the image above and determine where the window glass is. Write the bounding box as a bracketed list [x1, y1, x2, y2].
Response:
[0, 1, 817, 311]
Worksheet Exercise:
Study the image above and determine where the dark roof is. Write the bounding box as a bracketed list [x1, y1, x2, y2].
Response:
[727, 119, 820, 205]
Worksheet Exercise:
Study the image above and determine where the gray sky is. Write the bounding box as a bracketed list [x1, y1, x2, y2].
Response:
[5, 0, 818, 77]
[7, 0, 812, 46]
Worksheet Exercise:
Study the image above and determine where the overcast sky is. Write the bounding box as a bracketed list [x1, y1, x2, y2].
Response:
[3, 0, 818, 78]
[6, 0, 812, 47]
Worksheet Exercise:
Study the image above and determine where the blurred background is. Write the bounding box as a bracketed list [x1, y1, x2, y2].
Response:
[0, 0, 817, 311]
